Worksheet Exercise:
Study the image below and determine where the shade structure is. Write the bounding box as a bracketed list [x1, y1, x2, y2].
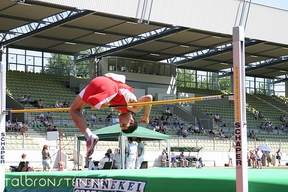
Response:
[76, 124, 171, 169]
[77, 124, 171, 141]
[257, 145, 271, 152]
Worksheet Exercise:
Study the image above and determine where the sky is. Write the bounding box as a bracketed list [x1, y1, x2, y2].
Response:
[253, 0, 288, 10]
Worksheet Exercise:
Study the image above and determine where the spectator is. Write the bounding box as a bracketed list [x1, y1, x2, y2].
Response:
[279, 115, 285, 123]
[42, 144, 52, 171]
[227, 149, 233, 166]
[126, 137, 137, 169]
[160, 123, 168, 134]
[255, 148, 262, 169]
[249, 150, 256, 168]
[214, 113, 222, 123]
[46, 112, 53, 123]
[275, 149, 282, 166]
[37, 99, 44, 108]
[164, 107, 172, 116]
[161, 149, 168, 168]
[27, 96, 32, 104]
[29, 118, 40, 129]
[172, 118, 180, 129]
[91, 114, 98, 125]
[266, 151, 274, 167]
[253, 111, 258, 120]
[200, 124, 206, 134]
[179, 151, 189, 167]
[88, 157, 98, 170]
[105, 114, 113, 127]
[136, 138, 145, 169]
[19, 121, 27, 136]
[57, 161, 67, 171]
[258, 111, 264, 119]
[20, 95, 28, 104]
[194, 124, 200, 134]
[153, 123, 160, 132]
[6, 120, 12, 132]
[20, 153, 34, 172]
[46, 125, 53, 132]
[62, 100, 68, 107]
[107, 148, 114, 162]
[52, 126, 58, 131]
[249, 130, 259, 141]
[170, 149, 177, 168]
[113, 148, 121, 169]
[187, 125, 194, 134]
[219, 129, 228, 139]
[98, 152, 112, 170]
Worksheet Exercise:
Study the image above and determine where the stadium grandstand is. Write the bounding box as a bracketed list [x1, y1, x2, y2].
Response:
[1, 0, 288, 191]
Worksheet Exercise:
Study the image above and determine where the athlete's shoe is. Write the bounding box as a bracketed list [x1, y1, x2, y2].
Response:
[86, 134, 99, 157]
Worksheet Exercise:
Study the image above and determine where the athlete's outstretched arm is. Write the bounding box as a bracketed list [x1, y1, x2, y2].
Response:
[128, 95, 153, 124]
[70, 95, 88, 133]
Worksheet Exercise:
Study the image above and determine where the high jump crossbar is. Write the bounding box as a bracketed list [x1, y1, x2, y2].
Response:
[7, 94, 231, 113]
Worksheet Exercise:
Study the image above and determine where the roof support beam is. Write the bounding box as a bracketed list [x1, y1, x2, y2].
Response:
[218, 55, 288, 78]
[166, 39, 264, 65]
[75, 26, 189, 63]
[0, 9, 94, 47]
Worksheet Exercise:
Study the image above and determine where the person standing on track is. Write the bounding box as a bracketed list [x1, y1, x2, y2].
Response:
[70, 73, 152, 157]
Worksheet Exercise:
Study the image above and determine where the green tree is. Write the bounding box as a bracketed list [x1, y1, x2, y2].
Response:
[45, 54, 73, 76]
[176, 68, 196, 88]
[219, 76, 232, 93]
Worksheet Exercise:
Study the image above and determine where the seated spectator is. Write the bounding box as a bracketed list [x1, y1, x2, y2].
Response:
[160, 123, 168, 134]
[6, 120, 12, 132]
[209, 130, 219, 139]
[91, 114, 98, 125]
[214, 113, 222, 123]
[57, 161, 67, 171]
[46, 112, 53, 123]
[187, 125, 195, 134]
[29, 118, 40, 129]
[182, 128, 188, 137]
[172, 118, 180, 129]
[177, 128, 183, 136]
[62, 100, 69, 107]
[20, 153, 34, 172]
[253, 111, 258, 120]
[249, 130, 259, 141]
[46, 125, 53, 132]
[161, 149, 169, 167]
[200, 124, 206, 134]
[258, 111, 264, 119]
[98, 152, 112, 170]
[59, 101, 64, 108]
[194, 124, 200, 134]
[105, 114, 113, 127]
[20, 95, 28, 104]
[153, 123, 160, 132]
[259, 122, 265, 130]
[279, 115, 286, 123]
[19, 121, 27, 136]
[179, 151, 189, 167]
[27, 96, 32, 104]
[219, 130, 228, 139]
[52, 126, 58, 131]
[88, 158, 98, 170]
[55, 101, 61, 108]
[267, 121, 273, 132]
[164, 107, 172, 116]
[170, 149, 177, 168]
[11, 121, 18, 132]
[37, 99, 44, 109]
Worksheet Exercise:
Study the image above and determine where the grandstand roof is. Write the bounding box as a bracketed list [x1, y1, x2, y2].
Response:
[1, 0, 288, 79]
